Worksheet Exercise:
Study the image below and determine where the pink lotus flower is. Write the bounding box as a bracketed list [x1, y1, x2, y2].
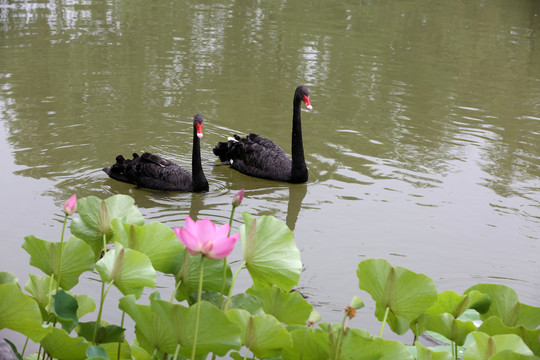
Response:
[63, 194, 77, 215]
[174, 216, 240, 259]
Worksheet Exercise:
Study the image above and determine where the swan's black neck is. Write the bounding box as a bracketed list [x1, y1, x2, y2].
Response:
[290, 94, 308, 183]
[192, 125, 209, 192]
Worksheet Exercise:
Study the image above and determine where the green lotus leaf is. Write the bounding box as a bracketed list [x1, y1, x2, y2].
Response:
[227, 308, 292, 359]
[22, 235, 95, 290]
[0, 282, 51, 342]
[356, 258, 438, 335]
[150, 299, 242, 357]
[53, 289, 79, 333]
[119, 293, 177, 354]
[465, 284, 540, 329]
[414, 341, 454, 360]
[95, 243, 156, 299]
[24, 274, 55, 317]
[129, 340, 152, 360]
[0, 272, 18, 284]
[74, 294, 96, 319]
[419, 312, 477, 346]
[71, 195, 144, 259]
[101, 340, 132, 360]
[478, 316, 540, 356]
[40, 327, 89, 359]
[86, 345, 109, 360]
[281, 327, 331, 360]
[427, 290, 491, 318]
[463, 332, 534, 359]
[78, 322, 125, 344]
[246, 285, 312, 325]
[111, 219, 184, 275]
[174, 253, 231, 303]
[327, 325, 413, 360]
[240, 213, 302, 292]
[228, 293, 264, 315]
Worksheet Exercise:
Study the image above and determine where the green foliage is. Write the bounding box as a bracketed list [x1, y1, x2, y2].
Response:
[119, 293, 177, 354]
[111, 219, 184, 275]
[150, 299, 242, 357]
[240, 212, 302, 292]
[40, 327, 89, 359]
[95, 243, 156, 298]
[356, 258, 438, 335]
[71, 194, 144, 259]
[463, 332, 534, 359]
[86, 345, 109, 360]
[0, 279, 52, 342]
[246, 285, 313, 325]
[7, 194, 539, 360]
[22, 235, 95, 290]
[281, 327, 332, 360]
[227, 308, 293, 359]
[412, 290, 492, 346]
[465, 284, 540, 329]
[174, 253, 232, 303]
[78, 323, 125, 344]
[52, 290, 79, 333]
[414, 342, 455, 360]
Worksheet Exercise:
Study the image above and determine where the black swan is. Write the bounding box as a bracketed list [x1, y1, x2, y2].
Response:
[213, 86, 312, 183]
[103, 114, 209, 192]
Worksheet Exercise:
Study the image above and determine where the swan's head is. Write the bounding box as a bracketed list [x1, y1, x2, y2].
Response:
[296, 86, 313, 111]
[194, 114, 204, 139]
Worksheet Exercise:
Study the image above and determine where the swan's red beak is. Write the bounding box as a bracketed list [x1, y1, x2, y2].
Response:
[303, 94, 313, 110]
[196, 122, 203, 138]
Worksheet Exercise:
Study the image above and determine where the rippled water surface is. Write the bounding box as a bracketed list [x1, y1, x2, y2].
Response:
[1, 0, 539, 347]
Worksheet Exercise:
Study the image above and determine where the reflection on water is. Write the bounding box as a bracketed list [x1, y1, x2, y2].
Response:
[1, 0, 539, 345]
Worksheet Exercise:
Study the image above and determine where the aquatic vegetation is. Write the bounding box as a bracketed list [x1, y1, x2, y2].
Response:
[1, 193, 539, 360]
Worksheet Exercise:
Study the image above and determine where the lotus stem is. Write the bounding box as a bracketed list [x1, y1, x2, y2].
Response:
[299, 326, 308, 360]
[170, 276, 182, 303]
[170, 250, 189, 303]
[117, 311, 125, 359]
[55, 213, 69, 292]
[93, 281, 114, 343]
[46, 275, 55, 317]
[190, 255, 205, 360]
[218, 258, 228, 309]
[223, 260, 246, 311]
[217, 204, 237, 310]
[21, 337, 29, 358]
[333, 313, 348, 360]
[379, 306, 390, 338]
[173, 344, 181, 360]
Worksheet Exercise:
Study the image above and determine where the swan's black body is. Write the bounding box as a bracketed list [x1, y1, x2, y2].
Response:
[103, 114, 209, 192]
[213, 86, 312, 183]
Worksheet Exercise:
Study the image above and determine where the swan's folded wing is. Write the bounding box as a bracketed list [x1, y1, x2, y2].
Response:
[140, 152, 176, 167]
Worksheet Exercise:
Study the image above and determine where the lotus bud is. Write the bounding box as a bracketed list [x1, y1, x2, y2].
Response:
[307, 311, 321, 326]
[350, 296, 364, 310]
[63, 194, 77, 215]
[232, 188, 245, 207]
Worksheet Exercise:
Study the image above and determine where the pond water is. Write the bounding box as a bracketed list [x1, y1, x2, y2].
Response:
[1, 0, 539, 350]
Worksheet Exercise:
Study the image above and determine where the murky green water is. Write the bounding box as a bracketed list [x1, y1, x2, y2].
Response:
[1, 0, 539, 348]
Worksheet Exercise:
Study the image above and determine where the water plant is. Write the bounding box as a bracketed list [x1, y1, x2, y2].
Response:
[1, 193, 539, 360]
